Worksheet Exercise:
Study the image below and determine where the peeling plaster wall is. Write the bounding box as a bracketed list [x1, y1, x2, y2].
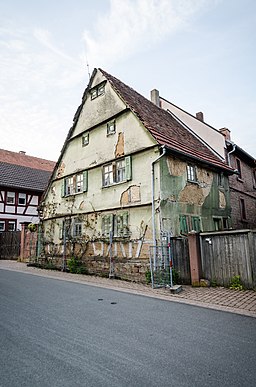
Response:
[160, 155, 231, 235]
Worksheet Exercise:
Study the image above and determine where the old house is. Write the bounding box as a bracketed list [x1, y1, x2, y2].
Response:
[220, 129, 256, 229]
[40, 68, 233, 280]
[154, 90, 256, 230]
[0, 149, 55, 231]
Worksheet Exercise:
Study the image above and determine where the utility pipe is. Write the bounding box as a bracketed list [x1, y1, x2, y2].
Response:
[151, 146, 166, 270]
[227, 141, 236, 166]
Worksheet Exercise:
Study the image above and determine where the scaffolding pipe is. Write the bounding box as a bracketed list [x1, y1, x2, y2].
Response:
[151, 146, 166, 270]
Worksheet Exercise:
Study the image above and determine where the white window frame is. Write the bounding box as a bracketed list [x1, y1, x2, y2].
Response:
[107, 121, 116, 135]
[90, 82, 105, 100]
[62, 171, 88, 197]
[103, 157, 131, 187]
[187, 165, 197, 183]
[6, 191, 15, 204]
[82, 132, 89, 146]
[73, 218, 83, 238]
[18, 193, 26, 205]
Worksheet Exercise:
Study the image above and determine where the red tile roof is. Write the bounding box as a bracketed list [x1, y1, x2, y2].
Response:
[99, 69, 233, 173]
[0, 149, 55, 172]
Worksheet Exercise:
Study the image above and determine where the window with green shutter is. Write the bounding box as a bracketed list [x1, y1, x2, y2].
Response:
[180, 215, 188, 234]
[61, 170, 88, 196]
[191, 216, 201, 232]
[102, 156, 132, 187]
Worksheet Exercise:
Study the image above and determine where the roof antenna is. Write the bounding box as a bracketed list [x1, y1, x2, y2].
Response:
[86, 55, 91, 82]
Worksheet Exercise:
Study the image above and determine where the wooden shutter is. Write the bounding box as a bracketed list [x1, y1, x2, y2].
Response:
[125, 156, 132, 181]
[61, 179, 66, 197]
[83, 170, 88, 192]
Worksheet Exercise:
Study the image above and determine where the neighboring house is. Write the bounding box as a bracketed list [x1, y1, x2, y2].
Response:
[153, 90, 256, 229]
[40, 68, 233, 279]
[0, 149, 55, 231]
[220, 129, 256, 229]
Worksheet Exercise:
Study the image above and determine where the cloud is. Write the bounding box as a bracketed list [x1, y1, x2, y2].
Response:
[83, 0, 211, 67]
[0, 23, 85, 160]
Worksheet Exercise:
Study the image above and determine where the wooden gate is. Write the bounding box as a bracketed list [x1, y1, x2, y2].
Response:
[171, 236, 191, 284]
[0, 231, 21, 260]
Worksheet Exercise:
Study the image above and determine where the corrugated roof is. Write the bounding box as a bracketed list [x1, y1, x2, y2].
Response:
[0, 162, 52, 191]
[99, 69, 233, 173]
[0, 149, 55, 172]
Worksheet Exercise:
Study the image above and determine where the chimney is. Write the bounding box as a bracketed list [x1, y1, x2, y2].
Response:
[150, 89, 160, 107]
[196, 112, 204, 122]
[219, 127, 231, 141]
[19, 151, 26, 155]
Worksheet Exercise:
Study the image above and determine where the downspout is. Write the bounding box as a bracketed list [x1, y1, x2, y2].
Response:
[227, 141, 236, 166]
[151, 146, 166, 271]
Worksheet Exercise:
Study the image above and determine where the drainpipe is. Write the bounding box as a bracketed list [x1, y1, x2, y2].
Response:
[151, 146, 166, 270]
[227, 141, 236, 166]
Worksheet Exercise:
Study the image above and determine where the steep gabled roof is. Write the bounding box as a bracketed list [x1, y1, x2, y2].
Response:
[0, 149, 55, 192]
[99, 69, 233, 173]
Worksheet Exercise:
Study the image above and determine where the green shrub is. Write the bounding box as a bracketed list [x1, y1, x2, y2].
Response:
[67, 256, 87, 274]
[229, 275, 244, 290]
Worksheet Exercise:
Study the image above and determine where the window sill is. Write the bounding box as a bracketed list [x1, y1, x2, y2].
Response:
[102, 180, 128, 189]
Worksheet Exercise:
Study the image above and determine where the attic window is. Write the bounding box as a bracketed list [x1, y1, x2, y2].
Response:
[90, 82, 105, 100]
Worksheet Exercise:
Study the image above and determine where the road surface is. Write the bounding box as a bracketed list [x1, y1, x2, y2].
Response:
[0, 269, 256, 386]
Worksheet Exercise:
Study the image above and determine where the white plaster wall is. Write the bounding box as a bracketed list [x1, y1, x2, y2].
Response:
[160, 99, 226, 159]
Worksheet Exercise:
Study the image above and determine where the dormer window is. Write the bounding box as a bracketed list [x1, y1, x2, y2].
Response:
[90, 82, 106, 100]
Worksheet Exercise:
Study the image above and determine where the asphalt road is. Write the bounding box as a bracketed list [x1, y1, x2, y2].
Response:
[0, 269, 256, 387]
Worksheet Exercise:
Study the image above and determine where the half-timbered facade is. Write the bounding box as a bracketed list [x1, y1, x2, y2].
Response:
[0, 149, 55, 231]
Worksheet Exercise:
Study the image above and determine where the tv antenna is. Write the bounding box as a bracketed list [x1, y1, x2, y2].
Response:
[86, 56, 91, 81]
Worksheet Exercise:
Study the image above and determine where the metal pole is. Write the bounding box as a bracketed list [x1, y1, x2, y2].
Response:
[151, 146, 166, 271]
[168, 233, 173, 288]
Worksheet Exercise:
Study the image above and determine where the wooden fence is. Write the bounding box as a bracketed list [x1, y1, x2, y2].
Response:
[0, 231, 21, 260]
[200, 229, 256, 289]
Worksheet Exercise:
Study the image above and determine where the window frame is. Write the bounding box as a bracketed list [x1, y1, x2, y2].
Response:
[6, 191, 15, 205]
[102, 156, 131, 187]
[82, 132, 89, 147]
[107, 121, 116, 135]
[102, 212, 129, 238]
[236, 158, 242, 180]
[62, 171, 88, 197]
[187, 164, 197, 183]
[18, 193, 27, 206]
[90, 82, 106, 100]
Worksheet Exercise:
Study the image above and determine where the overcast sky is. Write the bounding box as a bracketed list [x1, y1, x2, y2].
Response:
[0, 0, 255, 161]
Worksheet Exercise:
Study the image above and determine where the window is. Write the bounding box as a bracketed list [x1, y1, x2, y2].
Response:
[217, 173, 224, 187]
[180, 215, 188, 234]
[8, 221, 16, 231]
[73, 218, 83, 237]
[187, 165, 197, 182]
[76, 173, 84, 193]
[107, 121, 116, 135]
[90, 82, 105, 100]
[191, 216, 201, 232]
[6, 192, 15, 204]
[82, 132, 89, 146]
[236, 158, 242, 179]
[62, 171, 88, 197]
[223, 217, 229, 230]
[213, 217, 222, 231]
[0, 221, 5, 232]
[102, 156, 132, 187]
[59, 219, 72, 240]
[240, 198, 246, 220]
[102, 212, 129, 237]
[18, 193, 26, 205]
